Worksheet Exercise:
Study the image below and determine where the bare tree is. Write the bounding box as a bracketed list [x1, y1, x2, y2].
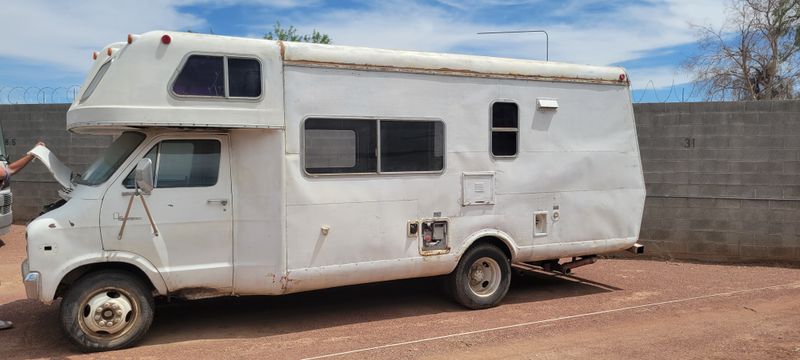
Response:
[684, 0, 800, 100]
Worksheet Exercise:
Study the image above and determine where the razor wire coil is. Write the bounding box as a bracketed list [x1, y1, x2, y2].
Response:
[0, 85, 79, 104]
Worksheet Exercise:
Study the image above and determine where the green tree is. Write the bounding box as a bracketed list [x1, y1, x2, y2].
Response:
[263, 21, 331, 44]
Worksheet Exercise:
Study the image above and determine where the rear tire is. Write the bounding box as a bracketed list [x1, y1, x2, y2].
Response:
[60, 270, 154, 352]
[447, 244, 511, 309]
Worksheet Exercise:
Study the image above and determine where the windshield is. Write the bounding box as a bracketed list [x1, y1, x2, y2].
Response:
[76, 131, 145, 186]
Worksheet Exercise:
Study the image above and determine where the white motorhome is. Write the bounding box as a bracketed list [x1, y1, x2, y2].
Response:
[21, 31, 645, 351]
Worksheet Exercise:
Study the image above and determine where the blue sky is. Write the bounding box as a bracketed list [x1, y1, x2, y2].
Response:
[0, 0, 729, 103]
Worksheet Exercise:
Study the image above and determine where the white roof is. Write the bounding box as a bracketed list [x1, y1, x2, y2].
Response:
[281, 41, 628, 85]
[67, 31, 628, 133]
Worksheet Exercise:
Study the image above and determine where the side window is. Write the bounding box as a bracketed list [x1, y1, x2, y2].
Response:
[228, 58, 262, 97]
[380, 121, 444, 172]
[172, 55, 225, 97]
[172, 55, 261, 98]
[304, 119, 377, 174]
[124, 140, 221, 188]
[303, 118, 445, 175]
[491, 102, 518, 157]
[80, 60, 112, 102]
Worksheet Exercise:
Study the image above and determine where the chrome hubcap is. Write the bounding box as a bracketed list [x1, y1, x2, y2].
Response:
[468, 257, 502, 297]
[82, 290, 134, 335]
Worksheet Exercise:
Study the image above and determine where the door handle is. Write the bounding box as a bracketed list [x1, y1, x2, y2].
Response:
[207, 199, 228, 206]
[113, 212, 142, 221]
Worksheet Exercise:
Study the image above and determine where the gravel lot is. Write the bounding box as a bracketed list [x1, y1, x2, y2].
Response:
[1, 224, 799, 359]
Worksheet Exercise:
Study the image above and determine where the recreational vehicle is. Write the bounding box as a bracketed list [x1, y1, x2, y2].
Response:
[21, 31, 646, 351]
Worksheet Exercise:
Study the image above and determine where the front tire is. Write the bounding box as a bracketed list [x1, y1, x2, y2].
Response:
[60, 270, 155, 352]
[447, 244, 511, 309]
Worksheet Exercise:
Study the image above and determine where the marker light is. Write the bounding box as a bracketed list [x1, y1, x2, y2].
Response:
[161, 34, 171, 45]
[106, 48, 113, 56]
[619, 74, 626, 81]
[92, 52, 98, 60]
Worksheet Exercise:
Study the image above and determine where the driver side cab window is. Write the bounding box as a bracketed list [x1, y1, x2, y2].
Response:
[124, 139, 221, 189]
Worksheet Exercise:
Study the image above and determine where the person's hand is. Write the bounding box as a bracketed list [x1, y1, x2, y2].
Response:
[27, 141, 46, 156]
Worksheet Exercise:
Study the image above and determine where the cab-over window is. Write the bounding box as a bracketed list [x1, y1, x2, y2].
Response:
[172, 55, 261, 98]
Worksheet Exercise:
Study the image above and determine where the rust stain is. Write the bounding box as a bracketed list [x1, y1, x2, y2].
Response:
[278, 40, 286, 60]
[283, 60, 628, 86]
[279, 272, 297, 291]
[170, 287, 227, 300]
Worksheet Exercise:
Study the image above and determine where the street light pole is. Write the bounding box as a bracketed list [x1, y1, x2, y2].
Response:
[476, 30, 549, 61]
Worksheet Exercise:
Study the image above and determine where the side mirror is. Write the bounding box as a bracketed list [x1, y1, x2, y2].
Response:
[135, 158, 154, 194]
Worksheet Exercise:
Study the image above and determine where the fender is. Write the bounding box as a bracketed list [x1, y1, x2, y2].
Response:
[103, 250, 169, 294]
[456, 229, 520, 261]
[45, 251, 169, 302]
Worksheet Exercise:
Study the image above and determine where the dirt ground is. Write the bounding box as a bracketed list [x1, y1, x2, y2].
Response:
[1, 224, 799, 360]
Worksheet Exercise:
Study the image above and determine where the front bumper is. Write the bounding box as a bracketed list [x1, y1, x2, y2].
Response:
[20, 259, 41, 300]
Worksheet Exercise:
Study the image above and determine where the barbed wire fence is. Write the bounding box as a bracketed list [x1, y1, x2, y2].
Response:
[1, 81, 714, 104]
[632, 79, 707, 103]
[0, 85, 80, 104]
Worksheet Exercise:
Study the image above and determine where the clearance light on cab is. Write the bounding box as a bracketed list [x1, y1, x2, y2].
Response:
[92, 51, 98, 60]
[127, 34, 141, 44]
[619, 73, 627, 82]
[106, 48, 113, 56]
[161, 34, 171, 45]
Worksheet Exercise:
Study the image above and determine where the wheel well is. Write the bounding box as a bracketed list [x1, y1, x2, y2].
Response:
[54, 262, 155, 300]
[469, 236, 513, 260]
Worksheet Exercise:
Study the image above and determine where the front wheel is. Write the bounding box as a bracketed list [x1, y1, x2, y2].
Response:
[447, 244, 511, 309]
[60, 270, 155, 352]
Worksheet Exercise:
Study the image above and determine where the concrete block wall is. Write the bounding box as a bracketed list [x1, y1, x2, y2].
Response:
[635, 101, 800, 263]
[0, 104, 112, 220]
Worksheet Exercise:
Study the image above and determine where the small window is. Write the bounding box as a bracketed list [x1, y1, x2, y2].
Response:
[380, 121, 444, 172]
[304, 119, 377, 174]
[80, 60, 112, 102]
[228, 58, 262, 97]
[172, 55, 225, 97]
[491, 102, 518, 157]
[124, 140, 221, 188]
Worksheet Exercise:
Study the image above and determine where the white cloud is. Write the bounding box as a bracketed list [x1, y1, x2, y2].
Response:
[0, 1, 207, 74]
[0, 0, 729, 91]
[276, 0, 728, 88]
[177, 0, 320, 8]
[0, 0, 319, 76]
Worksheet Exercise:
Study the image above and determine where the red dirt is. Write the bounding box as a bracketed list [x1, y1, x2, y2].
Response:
[1, 224, 799, 359]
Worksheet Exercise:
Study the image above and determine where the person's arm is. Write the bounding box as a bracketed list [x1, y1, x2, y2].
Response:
[8, 141, 45, 175]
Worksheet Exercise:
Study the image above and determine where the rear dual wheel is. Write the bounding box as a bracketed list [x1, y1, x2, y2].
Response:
[447, 244, 511, 309]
